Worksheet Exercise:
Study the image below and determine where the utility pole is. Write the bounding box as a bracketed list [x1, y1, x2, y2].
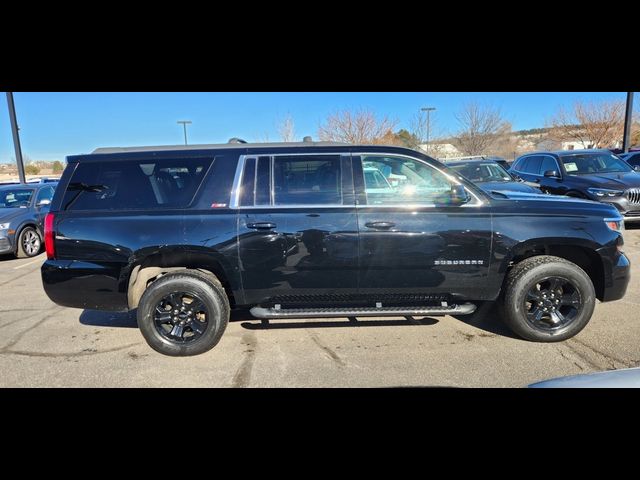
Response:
[6, 92, 26, 184]
[421, 107, 436, 155]
[177, 120, 192, 145]
[622, 92, 635, 153]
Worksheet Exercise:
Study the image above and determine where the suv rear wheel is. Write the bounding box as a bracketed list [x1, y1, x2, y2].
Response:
[137, 270, 229, 356]
[500, 255, 595, 342]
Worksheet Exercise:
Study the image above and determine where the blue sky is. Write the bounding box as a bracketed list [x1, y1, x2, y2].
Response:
[0, 92, 632, 163]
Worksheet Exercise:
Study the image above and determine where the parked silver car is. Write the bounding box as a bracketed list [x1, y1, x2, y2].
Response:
[529, 367, 640, 387]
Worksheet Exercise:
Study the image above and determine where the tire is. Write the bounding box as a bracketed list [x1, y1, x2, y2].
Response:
[500, 255, 595, 342]
[16, 226, 42, 258]
[136, 270, 230, 356]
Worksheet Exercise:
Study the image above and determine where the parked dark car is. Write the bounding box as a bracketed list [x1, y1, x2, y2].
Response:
[41, 142, 629, 356]
[0, 181, 57, 257]
[447, 160, 542, 195]
[511, 149, 640, 221]
[620, 152, 640, 170]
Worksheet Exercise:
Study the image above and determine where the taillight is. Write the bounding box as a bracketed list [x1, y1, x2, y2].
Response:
[44, 213, 55, 259]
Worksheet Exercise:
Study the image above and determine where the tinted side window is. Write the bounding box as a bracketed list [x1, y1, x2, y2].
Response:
[255, 156, 271, 206]
[239, 158, 256, 207]
[62, 157, 212, 211]
[628, 153, 640, 167]
[36, 187, 55, 204]
[273, 155, 342, 205]
[239, 156, 273, 207]
[521, 156, 542, 174]
[513, 157, 527, 172]
[540, 156, 559, 174]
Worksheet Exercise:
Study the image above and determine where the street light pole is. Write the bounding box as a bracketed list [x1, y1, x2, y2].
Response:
[421, 107, 436, 155]
[622, 92, 634, 153]
[177, 120, 192, 145]
[6, 92, 26, 184]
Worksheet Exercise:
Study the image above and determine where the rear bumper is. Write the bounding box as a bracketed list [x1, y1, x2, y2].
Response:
[41, 259, 129, 311]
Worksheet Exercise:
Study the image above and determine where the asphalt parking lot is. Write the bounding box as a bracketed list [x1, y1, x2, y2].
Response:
[1, 226, 639, 388]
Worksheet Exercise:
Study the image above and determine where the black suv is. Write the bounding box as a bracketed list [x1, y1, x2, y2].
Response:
[0, 181, 57, 257]
[511, 149, 640, 221]
[41, 142, 630, 356]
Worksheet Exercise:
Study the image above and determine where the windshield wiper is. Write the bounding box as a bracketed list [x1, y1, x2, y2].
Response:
[64, 182, 109, 210]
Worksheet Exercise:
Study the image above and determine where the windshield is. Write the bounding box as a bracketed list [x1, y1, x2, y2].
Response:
[0, 189, 34, 208]
[560, 153, 632, 175]
[449, 162, 512, 183]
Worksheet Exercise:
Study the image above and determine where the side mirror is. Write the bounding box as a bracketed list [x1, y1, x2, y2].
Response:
[450, 184, 471, 205]
[633, 165, 640, 172]
[543, 170, 560, 179]
[37, 199, 51, 207]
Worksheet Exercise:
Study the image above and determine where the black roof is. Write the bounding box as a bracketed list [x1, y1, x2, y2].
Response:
[68, 143, 429, 162]
[91, 141, 347, 154]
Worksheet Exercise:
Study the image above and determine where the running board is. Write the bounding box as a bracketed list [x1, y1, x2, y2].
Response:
[250, 303, 476, 319]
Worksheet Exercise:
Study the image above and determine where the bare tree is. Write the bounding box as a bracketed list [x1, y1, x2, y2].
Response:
[277, 113, 296, 142]
[452, 102, 507, 155]
[547, 100, 626, 148]
[254, 132, 271, 143]
[318, 109, 398, 144]
[408, 110, 446, 152]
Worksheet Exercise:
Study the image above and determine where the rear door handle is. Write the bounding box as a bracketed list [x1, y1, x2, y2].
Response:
[365, 221, 396, 230]
[246, 222, 277, 230]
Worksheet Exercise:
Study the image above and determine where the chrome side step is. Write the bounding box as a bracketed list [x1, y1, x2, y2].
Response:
[249, 303, 476, 319]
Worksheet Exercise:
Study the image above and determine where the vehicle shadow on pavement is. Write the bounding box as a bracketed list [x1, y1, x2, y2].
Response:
[453, 314, 520, 339]
[80, 309, 138, 328]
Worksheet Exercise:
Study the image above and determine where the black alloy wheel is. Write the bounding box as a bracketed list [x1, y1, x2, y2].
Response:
[153, 291, 209, 343]
[523, 276, 582, 331]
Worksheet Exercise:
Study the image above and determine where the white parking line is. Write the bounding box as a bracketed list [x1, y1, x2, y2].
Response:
[13, 256, 44, 270]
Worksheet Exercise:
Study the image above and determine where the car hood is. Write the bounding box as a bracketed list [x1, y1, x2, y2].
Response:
[0, 208, 27, 223]
[529, 367, 640, 388]
[571, 171, 640, 189]
[489, 190, 623, 218]
[479, 181, 541, 194]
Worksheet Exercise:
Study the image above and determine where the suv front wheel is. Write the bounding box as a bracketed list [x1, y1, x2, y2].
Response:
[16, 226, 42, 258]
[500, 255, 596, 342]
[137, 270, 230, 356]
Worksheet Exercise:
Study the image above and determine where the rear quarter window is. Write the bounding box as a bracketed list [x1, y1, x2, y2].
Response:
[61, 157, 213, 211]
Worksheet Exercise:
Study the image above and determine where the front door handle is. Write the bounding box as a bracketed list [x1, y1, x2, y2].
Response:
[247, 222, 277, 230]
[365, 221, 396, 230]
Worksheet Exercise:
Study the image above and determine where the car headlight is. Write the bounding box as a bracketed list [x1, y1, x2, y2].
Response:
[587, 188, 624, 198]
[0, 222, 10, 230]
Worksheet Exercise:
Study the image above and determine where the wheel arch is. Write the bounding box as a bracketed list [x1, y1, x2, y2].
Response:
[126, 247, 241, 310]
[13, 221, 40, 254]
[500, 239, 605, 301]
